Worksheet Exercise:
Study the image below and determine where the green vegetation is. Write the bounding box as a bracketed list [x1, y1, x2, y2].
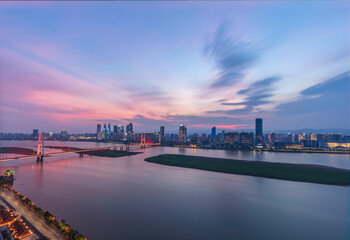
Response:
[145, 154, 350, 186]
[85, 149, 140, 157]
[46, 146, 141, 157]
[1, 185, 87, 240]
[0, 147, 36, 155]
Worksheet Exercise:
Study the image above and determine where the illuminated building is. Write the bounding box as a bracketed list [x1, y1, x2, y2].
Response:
[8, 219, 32, 239]
[318, 142, 350, 150]
[310, 133, 317, 141]
[97, 124, 102, 140]
[0, 208, 32, 239]
[285, 143, 304, 149]
[240, 132, 254, 148]
[178, 125, 187, 143]
[108, 123, 111, 136]
[0, 209, 18, 227]
[255, 118, 263, 145]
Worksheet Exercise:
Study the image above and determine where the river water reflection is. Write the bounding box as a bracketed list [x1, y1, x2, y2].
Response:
[0, 141, 349, 240]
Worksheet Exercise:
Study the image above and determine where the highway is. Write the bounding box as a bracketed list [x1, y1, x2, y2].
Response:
[0, 189, 64, 240]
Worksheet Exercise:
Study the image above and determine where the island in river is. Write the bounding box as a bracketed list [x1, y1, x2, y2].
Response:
[145, 154, 350, 186]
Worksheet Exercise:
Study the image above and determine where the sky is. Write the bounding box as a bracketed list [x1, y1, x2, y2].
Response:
[0, 1, 349, 134]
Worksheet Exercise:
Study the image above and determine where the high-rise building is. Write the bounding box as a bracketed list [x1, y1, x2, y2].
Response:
[211, 127, 216, 139]
[97, 124, 102, 140]
[160, 126, 165, 143]
[108, 123, 111, 136]
[178, 125, 187, 143]
[255, 118, 263, 145]
[119, 126, 124, 139]
[126, 123, 133, 134]
[32, 129, 39, 138]
[103, 123, 107, 133]
[60, 131, 68, 140]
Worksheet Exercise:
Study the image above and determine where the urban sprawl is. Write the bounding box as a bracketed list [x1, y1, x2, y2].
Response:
[1, 119, 350, 151]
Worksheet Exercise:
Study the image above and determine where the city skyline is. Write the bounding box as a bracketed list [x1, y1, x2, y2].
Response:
[1, 2, 349, 133]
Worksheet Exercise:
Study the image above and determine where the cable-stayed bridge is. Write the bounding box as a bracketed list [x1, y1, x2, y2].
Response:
[0, 132, 159, 162]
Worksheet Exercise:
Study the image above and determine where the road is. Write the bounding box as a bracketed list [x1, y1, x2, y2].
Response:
[0, 189, 64, 240]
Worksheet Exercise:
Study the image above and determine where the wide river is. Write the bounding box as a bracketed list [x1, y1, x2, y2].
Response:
[0, 140, 349, 240]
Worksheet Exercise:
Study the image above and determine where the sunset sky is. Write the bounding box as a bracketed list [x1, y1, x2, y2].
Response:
[0, 1, 349, 133]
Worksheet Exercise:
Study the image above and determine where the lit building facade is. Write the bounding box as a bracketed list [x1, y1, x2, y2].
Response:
[178, 125, 187, 143]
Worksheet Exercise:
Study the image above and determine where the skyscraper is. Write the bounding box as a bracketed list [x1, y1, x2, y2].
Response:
[113, 125, 118, 140]
[96, 124, 102, 140]
[211, 127, 216, 139]
[126, 123, 133, 134]
[108, 123, 111, 136]
[160, 126, 165, 142]
[179, 125, 187, 143]
[255, 118, 263, 145]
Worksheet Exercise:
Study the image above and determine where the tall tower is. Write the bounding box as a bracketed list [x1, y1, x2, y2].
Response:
[255, 118, 263, 145]
[37, 132, 44, 161]
[126, 123, 133, 134]
[211, 127, 216, 139]
[179, 125, 187, 143]
[160, 126, 165, 143]
[97, 124, 102, 140]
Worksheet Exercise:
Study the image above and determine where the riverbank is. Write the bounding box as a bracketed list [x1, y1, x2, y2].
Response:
[145, 154, 350, 186]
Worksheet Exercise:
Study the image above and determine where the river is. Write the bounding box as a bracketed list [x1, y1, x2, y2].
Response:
[0, 140, 349, 240]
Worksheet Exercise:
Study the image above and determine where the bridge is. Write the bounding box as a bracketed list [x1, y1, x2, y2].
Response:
[0, 132, 159, 162]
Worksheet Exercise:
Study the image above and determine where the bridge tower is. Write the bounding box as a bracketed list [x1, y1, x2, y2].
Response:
[141, 133, 146, 148]
[37, 132, 44, 162]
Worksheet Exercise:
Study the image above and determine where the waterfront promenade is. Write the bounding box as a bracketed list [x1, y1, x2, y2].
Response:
[0, 189, 63, 240]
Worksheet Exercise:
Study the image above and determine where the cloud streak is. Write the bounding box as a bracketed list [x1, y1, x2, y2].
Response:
[203, 23, 260, 88]
[207, 76, 281, 115]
